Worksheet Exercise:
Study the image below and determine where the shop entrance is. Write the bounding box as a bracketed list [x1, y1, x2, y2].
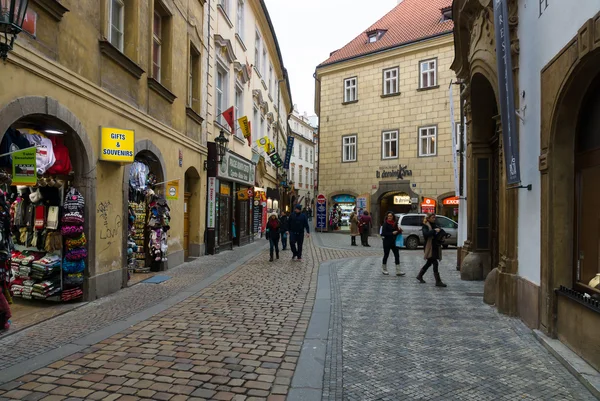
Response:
[330, 194, 355, 231]
[217, 182, 232, 249]
[184, 193, 190, 259]
[183, 167, 200, 260]
[379, 191, 412, 217]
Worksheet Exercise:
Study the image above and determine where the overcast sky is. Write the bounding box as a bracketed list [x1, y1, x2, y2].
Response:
[264, 0, 398, 116]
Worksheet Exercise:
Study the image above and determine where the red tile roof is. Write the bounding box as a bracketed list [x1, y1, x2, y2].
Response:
[318, 0, 453, 67]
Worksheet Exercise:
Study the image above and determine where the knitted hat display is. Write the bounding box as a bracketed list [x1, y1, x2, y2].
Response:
[61, 225, 84, 237]
[61, 212, 84, 226]
[62, 259, 85, 274]
[65, 247, 87, 261]
[63, 187, 85, 214]
[63, 273, 84, 288]
[65, 233, 86, 249]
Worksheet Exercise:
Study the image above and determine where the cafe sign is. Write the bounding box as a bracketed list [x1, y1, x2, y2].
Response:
[376, 165, 413, 179]
[217, 151, 256, 186]
[393, 195, 411, 205]
[99, 127, 135, 163]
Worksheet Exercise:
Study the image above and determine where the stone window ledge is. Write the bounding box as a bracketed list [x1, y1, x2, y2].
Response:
[342, 100, 358, 106]
[32, 0, 69, 21]
[235, 34, 247, 51]
[217, 5, 234, 28]
[99, 40, 144, 79]
[381, 92, 401, 98]
[261, 79, 267, 90]
[417, 85, 440, 92]
[148, 78, 177, 104]
[233, 135, 246, 145]
[186, 107, 203, 124]
[557, 286, 600, 314]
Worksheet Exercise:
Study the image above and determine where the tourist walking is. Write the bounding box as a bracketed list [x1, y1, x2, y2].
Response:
[266, 214, 281, 262]
[380, 212, 405, 276]
[289, 204, 310, 260]
[349, 208, 359, 246]
[279, 211, 289, 250]
[359, 211, 372, 247]
[416, 213, 447, 287]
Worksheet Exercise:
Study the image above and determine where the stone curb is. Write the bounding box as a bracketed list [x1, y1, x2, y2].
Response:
[0, 243, 268, 385]
[533, 329, 600, 400]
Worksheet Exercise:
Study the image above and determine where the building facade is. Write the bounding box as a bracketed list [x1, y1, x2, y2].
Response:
[205, 0, 293, 254]
[0, 0, 212, 300]
[452, 0, 600, 372]
[315, 0, 459, 231]
[288, 108, 317, 210]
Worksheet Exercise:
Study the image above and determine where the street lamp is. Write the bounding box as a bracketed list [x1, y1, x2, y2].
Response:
[204, 130, 230, 170]
[0, 0, 30, 61]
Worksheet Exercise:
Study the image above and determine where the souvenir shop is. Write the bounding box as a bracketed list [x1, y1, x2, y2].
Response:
[126, 154, 170, 280]
[440, 196, 459, 222]
[0, 124, 86, 331]
[329, 194, 356, 232]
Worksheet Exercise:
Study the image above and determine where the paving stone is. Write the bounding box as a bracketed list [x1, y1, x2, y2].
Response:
[190, 388, 216, 398]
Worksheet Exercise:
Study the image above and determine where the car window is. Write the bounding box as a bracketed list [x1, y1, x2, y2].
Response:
[437, 216, 457, 229]
[401, 216, 422, 226]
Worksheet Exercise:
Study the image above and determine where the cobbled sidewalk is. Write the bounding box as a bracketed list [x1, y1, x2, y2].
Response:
[0, 236, 378, 401]
[322, 255, 597, 401]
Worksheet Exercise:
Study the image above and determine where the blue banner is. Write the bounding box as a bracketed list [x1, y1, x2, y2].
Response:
[283, 136, 295, 170]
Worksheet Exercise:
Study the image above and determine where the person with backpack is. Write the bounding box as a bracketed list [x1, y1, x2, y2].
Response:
[289, 204, 310, 260]
[416, 213, 448, 287]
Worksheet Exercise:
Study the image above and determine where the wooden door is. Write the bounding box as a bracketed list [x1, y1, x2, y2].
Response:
[184, 193, 190, 259]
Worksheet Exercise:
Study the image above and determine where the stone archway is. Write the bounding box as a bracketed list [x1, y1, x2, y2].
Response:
[371, 181, 418, 232]
[184, 166, 201, 258]
[0, 96, 98, 298]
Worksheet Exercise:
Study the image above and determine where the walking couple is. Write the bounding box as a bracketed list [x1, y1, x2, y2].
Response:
[266, 205, 309, 262]
[349, 209, 372, 247]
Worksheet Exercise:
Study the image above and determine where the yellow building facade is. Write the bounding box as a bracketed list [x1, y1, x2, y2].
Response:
[315, 33, 460, 228]
[0, 0, 209, 300]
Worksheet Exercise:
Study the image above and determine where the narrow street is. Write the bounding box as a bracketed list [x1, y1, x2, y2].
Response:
[0, 234, 595, 400]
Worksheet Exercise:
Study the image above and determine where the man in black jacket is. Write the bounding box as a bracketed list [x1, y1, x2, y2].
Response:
[289, 205, 310, 260]
[279, 211, 290, 250]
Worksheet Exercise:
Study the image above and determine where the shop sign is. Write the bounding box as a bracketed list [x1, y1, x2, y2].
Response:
[421, 198, 436, 208]
[283, 136, 295, 169]
[316, 194, 327, 230]
[393, 195, 411, 205]
[443, 196, 460, 206]
[218, 151, 255, 186]
[12, 147, 37, 186]
[166, 180, 179, 200]
[220, 184, 231, 196]
[238, 116, 251, 144]
[99, 127, 135, 163]
[376, 165, 413, 179]
[207, 177, 216, 229]
[493, 0, 521, 185]
[332, 194, 355, 203]
[253, 204, 262, 233]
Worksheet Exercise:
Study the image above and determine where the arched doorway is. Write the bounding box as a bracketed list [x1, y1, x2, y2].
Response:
[184, 167, 201, 260]
[123, 140, 167, 284]
[329, 193, 356, 231]
[379, 191, 412, 216]
[462, 73, 500, 279]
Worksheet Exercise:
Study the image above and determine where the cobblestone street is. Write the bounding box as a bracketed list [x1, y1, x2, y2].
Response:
[0, 233, 596, 400]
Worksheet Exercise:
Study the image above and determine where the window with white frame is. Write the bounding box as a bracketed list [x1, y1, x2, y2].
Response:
[305, 168, 308, 188]
[420, 59, 437, 89]
[383, 67, 399, 95]
[291, 164, 295, 182]
[188, 46, 201, 111]
[342, 135, 357, 162]
[262, 48, 267, 77]
[216, 65, 229, 127]
[253, 107, 259, 143]
[254, 31, 261, 75]
[310, 150, 313, 163]
[344, 77, 357, 102]
[260, 115, 265, 140]
[234, 84, 243, 137]
[236, 0, 244, 38]
[109, 0, 125, 51]
[305, 147, 308, 161]
[152, 9, 162, 81]
[299, 143, 302, 160]
[382, 130, 398, 159]
[418, 126, 437, 157]
[299, 165, 303, 184]
[218, 0, 229, 14]
[268, 63, 273, 98]
[292, 143, 295, 156]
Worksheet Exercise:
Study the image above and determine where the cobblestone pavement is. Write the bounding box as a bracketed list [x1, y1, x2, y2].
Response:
[322, 254, 597, 401]
[0, 237, 378, 400]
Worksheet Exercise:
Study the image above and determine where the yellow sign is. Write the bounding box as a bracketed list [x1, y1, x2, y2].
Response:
[238, 116, 251, 139]
[220, 184, 231, 196]
[256, 136, 275, 153]
[99, 127, 135, 163]
[166, 180, 179, 200]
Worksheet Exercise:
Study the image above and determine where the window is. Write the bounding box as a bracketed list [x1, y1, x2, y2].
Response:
[305, 168, 308, 188]
[152, 10, 162, 80]
[368, 33, 377, 43]
[219, 0, 229, 14]
[236, 0, 244, 38]
[310, 150, 313, 163]
[188, 46, 201, 111]
[344, 77, 357, 102]
[253, 107, 259, 143]
[382, 130, 398, 159]
[305, 147, 308, 161]
[234, 85, 243, 137]
[254, 31, 261, 75]
[419, 126, 437, 157]
[262, 48, 267, 77]
[152, 3, 171, 85]
[437, 216, 458, 229]
[268, 63, 274, 98]
[310, 169, 313, 188]
[292, 143, 295, 156]
[401, 216, 422, 227]
[420, 59, 437, 89]
[383, 67, 399, 95]
[109, 0, 124, 51]
[342, 135, 357, 162]
[291, 163, 295, 182]
[260, 115, 265, 139]
[298, 165, 303, 185]
[216, 66, 229, 127]
[298, 143, 302, 160]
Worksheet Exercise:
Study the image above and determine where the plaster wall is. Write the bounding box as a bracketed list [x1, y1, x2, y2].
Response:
[516, 0, 600, 285]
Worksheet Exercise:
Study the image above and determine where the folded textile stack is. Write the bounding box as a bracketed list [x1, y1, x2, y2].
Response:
[21, 281, 34, 299]
[31, 279, 61, 299]
[10, 278, 24, 296]
[61, 287, 83, 301]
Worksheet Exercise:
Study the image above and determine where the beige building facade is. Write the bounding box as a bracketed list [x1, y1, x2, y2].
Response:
[315, 21, 459, 229]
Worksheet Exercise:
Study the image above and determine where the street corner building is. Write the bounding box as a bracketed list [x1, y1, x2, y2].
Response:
[451, 0, 600, 372]
[314, 0, 462, 232]
[0, 0, 212, 303]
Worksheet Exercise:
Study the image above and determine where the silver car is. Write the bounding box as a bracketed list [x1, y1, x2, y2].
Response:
[395, 213, 458, 250]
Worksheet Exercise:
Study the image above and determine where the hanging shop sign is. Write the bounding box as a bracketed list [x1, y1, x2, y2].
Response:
[493, 0, 521, 185]
[217, 151, 256, 186]
[443, 196, 460, 206]
[393, 194, 411, 205]
[283, 136, 295, 169]
[99, 127, 135, 163]
[253, 204, 262, 233]
[332, 194, 355, 203]
[376, 165, 413, 179]
[12, 147, 37, 186]
[421, 197, 436, 213]
[238, 116, 251, 145]
[166, 180, 179, 201]
[316, 194, 327, 230]
[207, 177, 216, 229]
[255, 136, 283, 168]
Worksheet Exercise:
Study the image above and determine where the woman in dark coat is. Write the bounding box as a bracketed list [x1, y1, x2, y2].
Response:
[380, 212, 405, 276]
[266, 214, 281, 262]
[358, 211, 372, 247]
[416, 213, 447, 287]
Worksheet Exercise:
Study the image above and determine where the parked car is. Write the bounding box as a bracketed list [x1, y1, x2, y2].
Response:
[394, 213, 458, 250]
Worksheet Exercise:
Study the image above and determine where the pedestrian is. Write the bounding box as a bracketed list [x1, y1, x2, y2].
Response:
[349, 208, 359, 246]
[416, 213, 447, 287]
[266, 213, 281, 262]
[359, 210, 372, 247]
[279, 211, 289, 250]
[289, 204, 310, 260]
[380, 212, 405, 276]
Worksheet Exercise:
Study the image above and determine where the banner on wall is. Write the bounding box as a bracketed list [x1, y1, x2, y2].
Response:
[166, 180, 179, 200]
[283, 136, 294, 170]
[207, 177, 216, 229]
[238, 116, 251, 145]
[12, 147, 37, 186]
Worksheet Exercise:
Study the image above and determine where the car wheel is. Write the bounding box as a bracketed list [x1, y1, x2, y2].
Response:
[405, 236, 419, 250]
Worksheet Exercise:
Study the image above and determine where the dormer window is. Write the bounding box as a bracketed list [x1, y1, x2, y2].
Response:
[366, 29, 387, 43]
[441, 6, 452, 21]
